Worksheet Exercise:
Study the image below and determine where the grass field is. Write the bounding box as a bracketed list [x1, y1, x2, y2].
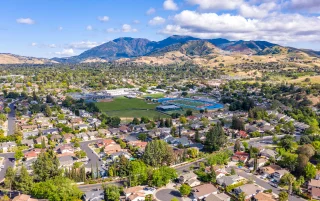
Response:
[143, 93, 165, 98]
[95, 96, 169, 118]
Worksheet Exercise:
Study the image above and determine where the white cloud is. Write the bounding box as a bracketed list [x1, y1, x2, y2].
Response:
[146, 8, 156, 15]
[318, 16, 320, 19]
[16, 18, 35, 25]
[133, 20, 140, 24]
[86, 25, 93, 31]
[163, 0, 179, 10]
[31, 42, 37, 47]
[98, 16, 110, 22]
[55, 49, 75, 56]
[122, 24, 138, 32]
[149, 16, 166, 25]
[239, 2, 277, 18]
[58, 26, 63, 31]
[106, 28, 120, 33]
[49, 44, 56, 48]
[68, 41, 101, 50]
[187, 0, 243, 10]
[161, 10, 320, 43]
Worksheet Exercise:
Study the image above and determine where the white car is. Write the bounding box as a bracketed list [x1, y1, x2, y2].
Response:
[0, 165, 4, 168]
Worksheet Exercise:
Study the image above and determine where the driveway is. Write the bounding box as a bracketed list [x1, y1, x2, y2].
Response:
[80, 140, 104, 168]
[236, 169, 305, 201]
[7, 102, 16, 135]
[155, 189, 182, 201]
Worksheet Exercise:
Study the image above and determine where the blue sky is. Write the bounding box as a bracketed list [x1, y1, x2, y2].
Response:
[1, 0, 320, 58]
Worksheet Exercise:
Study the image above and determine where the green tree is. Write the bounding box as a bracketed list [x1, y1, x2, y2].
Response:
[231, 116, 245, 130]
[4, 107, 11, 114]
[171, 198, 179, 201]
[304, 163, 316, 180]
[128, 160, 148, 187]
[4, 167, 15, 191]
[278, 191, 288, 201]
[205, 124, 226, 152]
[187, 148, 199, 158]
[238, 192, 246, 201]
[15, 165, 33, 194]
[14, 149, 24, 161]
[132, 117, 140, 125]
[31, 177, 82, 201]
[297, 144, 315, 159]
[280, 173, 296, 195]
[231, 168, 236, 175]
[234, 139, 241, 152]
[143, 140, 174, 167]
[150, 166, 177, 187]
[179, 116, 187, 124]
[103, 185, 120, 201]
[32, 150, 62, 182]
[179, 184, 191, 196]
[44, 105, 52, 117]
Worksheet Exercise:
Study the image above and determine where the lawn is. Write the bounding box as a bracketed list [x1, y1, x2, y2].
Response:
[143, 93, 165, 99]
[95, 96, 169, 118]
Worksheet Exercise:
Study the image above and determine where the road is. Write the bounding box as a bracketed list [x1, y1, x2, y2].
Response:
[78, 181, 124, 192]
[236, 169, 305, 201]
[7, 102, 16, 135]
[80, 140, 104, 168]
[0, 153, 15, 182]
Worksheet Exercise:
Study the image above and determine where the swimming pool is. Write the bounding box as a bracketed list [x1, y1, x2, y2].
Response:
[158, 97, 224, 110]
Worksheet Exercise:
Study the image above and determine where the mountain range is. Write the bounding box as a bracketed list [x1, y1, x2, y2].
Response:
[1, 35, 320, 65]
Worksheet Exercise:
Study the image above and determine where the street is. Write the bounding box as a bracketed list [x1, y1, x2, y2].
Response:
[7, 102, 16, 135]
[0, 153, 15, 182]
[80, 140, 104, 169]
[236, 169, 305, 201]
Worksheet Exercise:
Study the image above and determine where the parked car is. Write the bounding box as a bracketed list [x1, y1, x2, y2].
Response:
[269, 181, 278, 188]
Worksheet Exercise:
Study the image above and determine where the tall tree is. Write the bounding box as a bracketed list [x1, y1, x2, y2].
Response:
[103, 185, 120, 201]
[32, 150, 61, 182]
[4, 167, 15, 191]
[205, 124, 226, 152]
[15, 165, 33, 194]
[143, 140, 174, 167]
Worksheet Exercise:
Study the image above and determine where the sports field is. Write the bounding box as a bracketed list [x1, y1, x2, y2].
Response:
[95, 96, 169, 118]
[158, 97, 223, 110]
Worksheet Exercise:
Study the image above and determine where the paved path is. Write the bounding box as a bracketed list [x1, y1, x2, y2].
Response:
[236, 169, 305, 201]
[7, 102, 16, 135]
[155, 189, 182, 201]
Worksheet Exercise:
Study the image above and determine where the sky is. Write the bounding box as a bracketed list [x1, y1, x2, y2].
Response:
[1, 0, 320, 58]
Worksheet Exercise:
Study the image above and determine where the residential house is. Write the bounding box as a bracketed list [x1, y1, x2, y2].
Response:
[20, 124, 38, 131]
[231, 152, 249, 163]
[23, 131, 39, 139]
[253, 192, 276, 201]
[104, 144, 122, 155]
[87, 131, 97, 140]
[238, 130, 249, 139]
[35, 136, 48, 144]
[127, 140, 148, 150]
[98, 129, 111, 137]
[55, 144, 74, 154]
[186, 178, 201, 187]
[58, 155, 77, 167]
[0, 142, 17, 153]
[50, 134, 62, 143]
[109, 151, 131, 161]
[309, 179, 320, 200]
[260, 165, 282, 177]
[260, 149, 277, 159]
[76, 124, 88, 131]
[24, 148, 42, 160]
[192, 184, 218, 200]
[234, 184, 264, 200]
[123, 186, 155, 201]
[63, 133, 75, 143]
[248, 158, 267, 168]
[42, 128, 59, 135]
[179, 171, 198, 184]
[96, 139, 116, 148]
[78, 133, 89, 141]
[217, 175, 244, 187]
[21, 139, 34, 148]
[119, 125, 130, 133]
[205, 193, 230, 201]
[109, 128, 120, 135]
[12, 194, 40, 201]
